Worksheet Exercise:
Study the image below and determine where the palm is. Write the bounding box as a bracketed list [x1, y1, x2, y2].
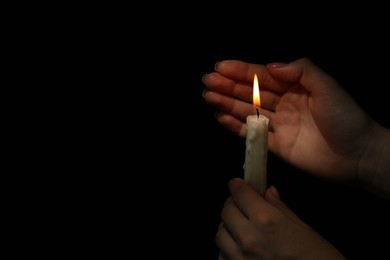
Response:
[270, 84, 331, 176]
[268, 81, 369, 181]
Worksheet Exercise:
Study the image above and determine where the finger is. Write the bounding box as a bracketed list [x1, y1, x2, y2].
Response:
[214, 60, 264, 82]
[228, 178, 273, 219]
[214, 112, 247, 138]
[203, 91, 253, 121]
[203, 72, 252, 103]
[220, 195, 250, 241]
[259, 87, 282, 112]
[267, 57, 339, 94]
[264, 186, 307, 225]
[203, 71, 284, 113]
[267, 131, 276, 153]
[214, 60, 291, 93]
[216, 222, 242, 260]
[204, 90, 276, 123]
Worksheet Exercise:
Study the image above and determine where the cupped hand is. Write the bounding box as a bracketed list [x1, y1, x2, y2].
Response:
[203, 58, 376, 182]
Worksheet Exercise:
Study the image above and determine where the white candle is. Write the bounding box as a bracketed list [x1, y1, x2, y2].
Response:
[244, 74, 269, 195]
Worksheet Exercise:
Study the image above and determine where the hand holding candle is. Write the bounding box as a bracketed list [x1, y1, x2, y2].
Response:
[244, 73, 269, 195]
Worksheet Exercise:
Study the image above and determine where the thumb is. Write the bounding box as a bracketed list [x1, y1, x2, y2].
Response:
[266, 57, 339, 94]
[264, 186, 307, 225]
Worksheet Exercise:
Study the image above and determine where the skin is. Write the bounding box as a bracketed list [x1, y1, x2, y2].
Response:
[216, 178, 346, 260]
[202, 58, 390, 259]
[203, 58, 390, 198]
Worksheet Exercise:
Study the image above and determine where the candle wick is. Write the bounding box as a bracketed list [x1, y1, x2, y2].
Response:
[256, 108, 259, 118]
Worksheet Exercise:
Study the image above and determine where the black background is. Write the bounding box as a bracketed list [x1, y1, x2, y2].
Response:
[138, 23, 390, 259]
[60, 8, 390, 259]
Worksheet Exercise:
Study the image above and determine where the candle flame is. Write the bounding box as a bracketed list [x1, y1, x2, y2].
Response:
[253, 73, 261, 108]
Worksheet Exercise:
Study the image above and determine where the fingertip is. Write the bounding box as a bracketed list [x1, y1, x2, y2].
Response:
[238, 123, 247, 139]
[267, 185, 281, 200]
[202, 89, 207, 98]
[202, 73, 207, 83]
[228, 177, 243, 185]
[266, 62, 288, 69]
[227, 177, 244, 191]
[214, 61, 220, 71]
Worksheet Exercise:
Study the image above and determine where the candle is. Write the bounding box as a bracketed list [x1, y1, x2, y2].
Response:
[244, 73, 269, 195]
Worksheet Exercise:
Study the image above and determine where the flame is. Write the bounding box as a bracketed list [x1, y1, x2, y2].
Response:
[253, 73, 260, 108]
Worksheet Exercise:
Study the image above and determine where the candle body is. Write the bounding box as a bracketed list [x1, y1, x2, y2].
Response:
[244, 114, 269, 195]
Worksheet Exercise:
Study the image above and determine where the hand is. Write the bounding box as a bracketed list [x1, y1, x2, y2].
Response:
[216, 178, 346, 260]
[202, 58, 381, 183]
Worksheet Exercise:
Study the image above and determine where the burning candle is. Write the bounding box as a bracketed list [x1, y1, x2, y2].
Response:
[244, 73, 269, 195]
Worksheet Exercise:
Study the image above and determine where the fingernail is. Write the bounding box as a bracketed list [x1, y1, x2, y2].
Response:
[202, 89, 207, 98]
[214, 62, 220, 71]
[228, 177, 242, 191]
[267, 62, 288, 69]
[269, 186, 281, 200]
[202, 74, 207, 83]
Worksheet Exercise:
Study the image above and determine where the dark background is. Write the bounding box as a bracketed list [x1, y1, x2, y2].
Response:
[59, 9, 390, 259]
[150, 26, 390, 259]
[190, 49, 389, 259]
[142, 23, 390, 259]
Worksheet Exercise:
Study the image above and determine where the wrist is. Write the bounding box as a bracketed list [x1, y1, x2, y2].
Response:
[357, 123, 390, 200]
